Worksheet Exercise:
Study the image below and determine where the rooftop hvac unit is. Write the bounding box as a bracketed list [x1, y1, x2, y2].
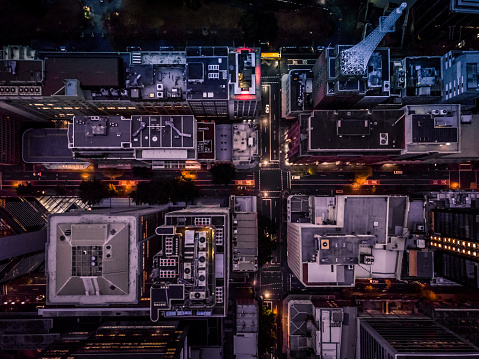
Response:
[416, 224, 425, 232]
[189, 291, 206, 300]
[157, 83, 163, 91]
[183, 263, 192, 280]
[185, 230, 195, 246]
[19, 86, 41, 96]
[198, 270, 206, 287]
[320, 239, 330, 250]
[0, 86, 17, 95]
[198, 252, 207, 268]
[432, 109, 440, 115]
[197, 231, 207, 250]
[157, 91, 164, 98]
[380, 133, 388, 145]
[362, 255, 374, 265]
[440, 109, 448, 115]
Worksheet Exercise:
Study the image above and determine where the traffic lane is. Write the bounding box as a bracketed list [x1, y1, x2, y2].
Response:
[269, 82, 280, 162]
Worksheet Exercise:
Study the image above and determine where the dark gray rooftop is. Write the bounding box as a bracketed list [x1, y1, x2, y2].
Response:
[70, 116, 130, 149]
[309, 109, 404, 151]
[23, 128, 83, 163]
[186, 47, 229, 100]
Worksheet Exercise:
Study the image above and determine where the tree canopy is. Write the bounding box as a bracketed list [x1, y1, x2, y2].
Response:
[258, 215, 278, 266]
[132, 176, 199, 205]
[78, 178, 112, 206]
[209, 163, 236, 186]
[258, 305, 277, 356]
[15, 182, 37, 197]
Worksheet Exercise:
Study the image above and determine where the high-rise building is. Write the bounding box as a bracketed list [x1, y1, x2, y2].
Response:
[430, 207, 479, 288]
[358, 317, 479, 358]
[150, 205, 229, 320]
[0, 115, 20, 164]
[44, 206, 168, 316]
[40, 320, 190, 359]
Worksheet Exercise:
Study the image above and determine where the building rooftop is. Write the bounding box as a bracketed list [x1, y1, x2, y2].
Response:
[308, 109, 404, 152]
[197, 122, 215, 161]
[403, 104, 460, 154]
[186, 47, 229, 100]
[43, 56, 121, 96]
[151, 206, 229, 319]
[47, 212, 140, 305]
[361, 318, 479, 354]
[68, 115, 196, 161]
[22, 128, 84, 164]
[232, 212, 258, 272]
[0, 59, 43, 84]
[232, 123, 258, 169]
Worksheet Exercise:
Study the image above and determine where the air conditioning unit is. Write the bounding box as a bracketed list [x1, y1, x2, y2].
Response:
[198, 270, 206, 287]
[156, 83, 164, 91]
[198, 252, 207, 268]
[197, 231, 207, 250]
[183, 263, 192, 280]
[0, 86, 17, 95]
[189, 291, 206, 300]
[379, 133, 388, 146]
[416, 224, 425, 232]
[320, 239, 330, 250]
[19, 86, 41, 96]
[440, 109, 448, 115]
[432, 109, 440, 115]
[157, 91, 164, 98]
[363, 255, 375, 265]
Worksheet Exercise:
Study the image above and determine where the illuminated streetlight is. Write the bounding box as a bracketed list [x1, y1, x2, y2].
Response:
[264, 291, 270, 299]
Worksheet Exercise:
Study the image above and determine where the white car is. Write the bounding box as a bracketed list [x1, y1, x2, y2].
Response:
[291, 175, 300, 180]
[265, 104, 270, 114]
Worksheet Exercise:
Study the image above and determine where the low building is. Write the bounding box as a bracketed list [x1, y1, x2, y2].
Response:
[286, 296, 357, 359]
[232, 122, 259, 169]
[287, 195, 409, 287]
[286, 104, 461, 165]
[150, 206, 229, 320]
[68, 114, 197, 169]
[234, 300, 258, 359]
[231, 196, 258, 272]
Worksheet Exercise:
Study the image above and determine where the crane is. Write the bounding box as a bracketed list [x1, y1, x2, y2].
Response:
[340, 2, 407, 76]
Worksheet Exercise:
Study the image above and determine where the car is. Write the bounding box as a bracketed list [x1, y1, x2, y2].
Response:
[36, 294, 45, 301]
[59, 46, 66, 52]
[394, 170, 403, 174]
[265, 104, 270, 114]
[291, 175, 300, 180]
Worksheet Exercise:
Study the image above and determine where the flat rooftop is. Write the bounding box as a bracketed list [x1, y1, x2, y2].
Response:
[0, 60, 43, 83]
[44, 57, 121, 96]
[69, 115, 195, 150]
[308, 109, 404, 151]
[186, 47, 229, 100]
[362, 318, 479, 354]
[23, 128, 83, 163]
[196, 122, 215, 161]
[47, 213, 139, 305]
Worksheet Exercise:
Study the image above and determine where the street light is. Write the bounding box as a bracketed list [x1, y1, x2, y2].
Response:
[264, 291, 270, 299]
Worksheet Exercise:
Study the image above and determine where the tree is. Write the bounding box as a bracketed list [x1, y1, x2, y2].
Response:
[132, 177, 199, 205]
[78, 178, 111, 206]
[258, 305, 276, 357]
[258, 215, 278, 266]
[15, 182, 37, 196]
[210, 163, 236, 185]
[174, 176, 199, 204]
